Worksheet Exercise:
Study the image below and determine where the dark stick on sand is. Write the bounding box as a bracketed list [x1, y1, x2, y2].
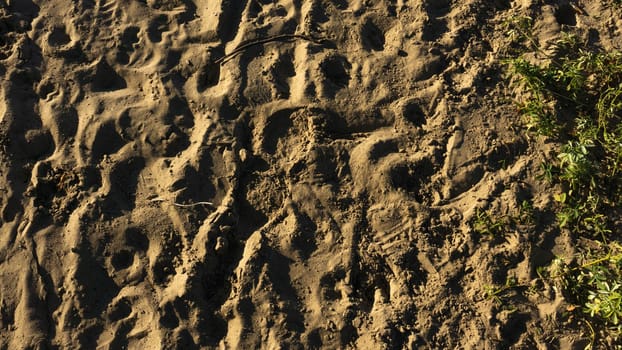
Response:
[214, 34, 328, 65]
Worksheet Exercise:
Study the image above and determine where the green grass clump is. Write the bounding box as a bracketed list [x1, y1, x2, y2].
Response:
[582, 254, 622, 329]
[506, 23, 622, 344]
[472, 209, 507, 237]
[553, 244, 622, 340]
[471, 201, 535, 238]
[509, 46, 622, 236]
[483, 275, 519, 307]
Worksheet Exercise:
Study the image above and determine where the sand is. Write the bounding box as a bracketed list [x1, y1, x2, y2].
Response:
[1, 0, 621, 348]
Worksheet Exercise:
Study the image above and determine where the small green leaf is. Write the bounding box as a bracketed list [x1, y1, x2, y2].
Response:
[554, 192, 567, 203]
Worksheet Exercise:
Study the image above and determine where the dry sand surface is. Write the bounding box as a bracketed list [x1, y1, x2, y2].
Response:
[1, 0, 622, 348]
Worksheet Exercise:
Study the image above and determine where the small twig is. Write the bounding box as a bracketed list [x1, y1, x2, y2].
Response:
[214, 34, 328, 65]
[149, 197, 214, 208]
[584, 319, 596, 349]
[580, 253, 622, 269]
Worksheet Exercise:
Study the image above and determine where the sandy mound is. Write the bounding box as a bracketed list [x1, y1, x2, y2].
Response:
[1, 0, 621, 348]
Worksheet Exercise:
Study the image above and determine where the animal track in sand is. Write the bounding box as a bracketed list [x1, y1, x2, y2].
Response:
[84, 0, 122, 49]
[360, 17, 386, 51]
[0, 0, 604, 348]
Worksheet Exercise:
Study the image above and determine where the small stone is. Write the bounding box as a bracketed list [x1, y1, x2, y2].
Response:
[238, 148, 248, 163]
[215, 236, 228, 253]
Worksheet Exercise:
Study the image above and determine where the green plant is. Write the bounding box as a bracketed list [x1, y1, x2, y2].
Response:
[502, 15, 537, 56]
[472, 200, 536, 237]
[516, 200, 535, 225]
[586, 280, 622, 326]
[507, 25, 622, 345]
[472, 209, 506, 236]
[554, 244, 622, 337]
[537, 162, 557, 183]
[509, 44, 622, 234]
[484, 275, 520, 308]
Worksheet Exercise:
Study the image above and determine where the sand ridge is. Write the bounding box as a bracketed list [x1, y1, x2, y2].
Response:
[1, 0, 622, 348]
